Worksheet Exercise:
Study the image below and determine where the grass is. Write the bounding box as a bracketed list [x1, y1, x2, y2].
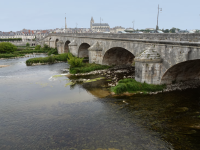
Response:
[111, 78, 166, 94]
[15, 49, 47, 54]
[69, 63, 111, 74]
[26, 53, 69, 66]
[0, 53, 25, 58]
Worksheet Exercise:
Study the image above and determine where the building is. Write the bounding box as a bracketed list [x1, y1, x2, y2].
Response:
[90, 17, 110, 32]
[110, 26, 125, 33]
[0, 30, 35, 41]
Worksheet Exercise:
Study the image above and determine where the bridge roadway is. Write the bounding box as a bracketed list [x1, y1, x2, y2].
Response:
[39, 33, 200, 85]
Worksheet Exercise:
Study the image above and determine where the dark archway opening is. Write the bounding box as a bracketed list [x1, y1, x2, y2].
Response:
[49, 38, 51, 47]
[64, 41, 70, 53]
[55, 39, 59, 48]
[78, 43, 90, 57]
[102, 47, 135, 66]
[161, 59, 200, 84]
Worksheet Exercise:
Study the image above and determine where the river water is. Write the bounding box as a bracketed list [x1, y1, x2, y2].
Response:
[0, 55, 200, 150]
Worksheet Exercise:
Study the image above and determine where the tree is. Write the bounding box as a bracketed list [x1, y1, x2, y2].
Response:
[26, 42, 30, 47]
[35, 45, 41, 50]
[162, 29, 169, 33]
[0, 42, 17, 53]
[170, 27, 180, 33]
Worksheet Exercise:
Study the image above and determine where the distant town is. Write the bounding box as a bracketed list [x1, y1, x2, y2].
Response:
[0, 17, 199, 42]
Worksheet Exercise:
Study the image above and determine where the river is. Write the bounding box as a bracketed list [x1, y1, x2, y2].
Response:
[0, 55, 200, 150]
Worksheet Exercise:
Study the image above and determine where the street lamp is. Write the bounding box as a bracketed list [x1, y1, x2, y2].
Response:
[76, 23, 78, 33]
[156, 4, 162, 30]
[100, 17, 103, 32]
[132, 20, 135, 30]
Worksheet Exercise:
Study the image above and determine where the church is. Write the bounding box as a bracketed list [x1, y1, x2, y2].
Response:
[90, 17, 110, 32]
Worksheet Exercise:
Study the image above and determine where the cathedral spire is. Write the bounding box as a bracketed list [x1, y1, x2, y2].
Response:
[90, 17, 94, 29]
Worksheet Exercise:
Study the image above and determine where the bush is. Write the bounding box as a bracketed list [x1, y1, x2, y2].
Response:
[111, 78, 166, 94]
[0, 53, 24, 58]
[69, 63, 111, 74]
[48, 48, 58, 56]
[26, 43, 30, 47]
[0, 42, 17, 53]
[67, 53, 84, 68]
[54, 53, 69, 61]
[0, 38, 22, 42]
[35, 45, 41, 50]
[26, 56, 56, 66]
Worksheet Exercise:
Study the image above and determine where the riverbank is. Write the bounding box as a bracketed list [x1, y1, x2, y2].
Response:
[0, 53, 47, 60]
[0, 65, 9, 68]
[64, 66, 200, 96]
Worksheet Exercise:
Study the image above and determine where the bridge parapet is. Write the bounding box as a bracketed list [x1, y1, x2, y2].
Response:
[48, 33, 200, 42]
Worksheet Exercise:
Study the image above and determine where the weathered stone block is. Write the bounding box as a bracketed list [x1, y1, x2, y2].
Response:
[135, 48, 162, 84]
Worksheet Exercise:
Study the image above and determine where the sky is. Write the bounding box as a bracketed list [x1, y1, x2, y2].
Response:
[0, 0, 200, 32]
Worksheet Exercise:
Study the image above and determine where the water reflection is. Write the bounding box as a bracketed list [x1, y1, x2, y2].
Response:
[0, 56, 199, 149]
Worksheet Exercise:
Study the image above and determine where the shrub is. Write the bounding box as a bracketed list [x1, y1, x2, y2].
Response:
[0, 42, 17, 53]
[43, 44, 50, 50]
[26, 43, 30, 47]
[0, 53, 24, 58]
[69, 63, 111, 74]
[48, 56, 55, 63]
[35, 45, 41, 50]
[48, 48, 58, 56]
[111, 78, 166, 94]
[67, 53, 84, 68]
[54, 53, 69, 61]
[0, 38, 22, 42]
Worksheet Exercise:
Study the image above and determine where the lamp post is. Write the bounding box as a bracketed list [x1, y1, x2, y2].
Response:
[156, 4, 162, 30]
[100, 17, 103, 32]
[76, 23, 78, 33]
[132, 20, 135, 30]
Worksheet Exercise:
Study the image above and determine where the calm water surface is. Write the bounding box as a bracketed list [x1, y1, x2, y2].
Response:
[0, 56, 200, 150]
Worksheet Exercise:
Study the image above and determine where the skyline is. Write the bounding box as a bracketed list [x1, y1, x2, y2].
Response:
[0, 0, 200, 32]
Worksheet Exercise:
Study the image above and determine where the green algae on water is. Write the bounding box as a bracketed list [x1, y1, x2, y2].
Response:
[52, 75, 63, 78]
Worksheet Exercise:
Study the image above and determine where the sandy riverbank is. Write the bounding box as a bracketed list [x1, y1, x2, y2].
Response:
[0, 65, 9, 68]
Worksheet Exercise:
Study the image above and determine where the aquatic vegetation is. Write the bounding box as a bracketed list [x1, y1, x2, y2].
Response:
[111, 78, 166, 94]
[65, 82, 74, 87]
[84, 77, 105, 83]
[52, 75, 63, 78]
[26, 53, 71, 66]
[70, 63, 111, 74]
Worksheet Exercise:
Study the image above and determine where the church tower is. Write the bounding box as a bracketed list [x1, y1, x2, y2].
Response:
[90, 17, 94, 29]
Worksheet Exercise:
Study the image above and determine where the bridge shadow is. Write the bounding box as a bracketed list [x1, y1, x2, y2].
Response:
[102, 47, 135, 66]
[161, 59, 200, 84]
[64, 40, 70, 53]
[78, 43, 90, 58]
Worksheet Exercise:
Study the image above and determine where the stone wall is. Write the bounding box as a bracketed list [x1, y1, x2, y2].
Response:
[41, 34, 200, 85]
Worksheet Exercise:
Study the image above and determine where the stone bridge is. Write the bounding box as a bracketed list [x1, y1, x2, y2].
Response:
[39, 33, 200, 85]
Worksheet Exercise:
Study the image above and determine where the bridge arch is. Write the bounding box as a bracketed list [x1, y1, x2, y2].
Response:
[49, 38, 51, 47]
[102, 47, 135, 66]
[78, 43, 90, 57]
[64, 40, 70, 53]
[55, 39, 59, 48]
[160, 59, 200, 84]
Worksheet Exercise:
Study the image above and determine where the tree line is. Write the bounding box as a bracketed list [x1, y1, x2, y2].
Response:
[0, 38, 22, 42]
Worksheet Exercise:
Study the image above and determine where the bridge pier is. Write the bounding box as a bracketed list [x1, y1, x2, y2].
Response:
[88, 42, 103, 64]
[57, 41, 64, 54]
[69, 40, 78, 57]
[135, 48, 162, 85]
